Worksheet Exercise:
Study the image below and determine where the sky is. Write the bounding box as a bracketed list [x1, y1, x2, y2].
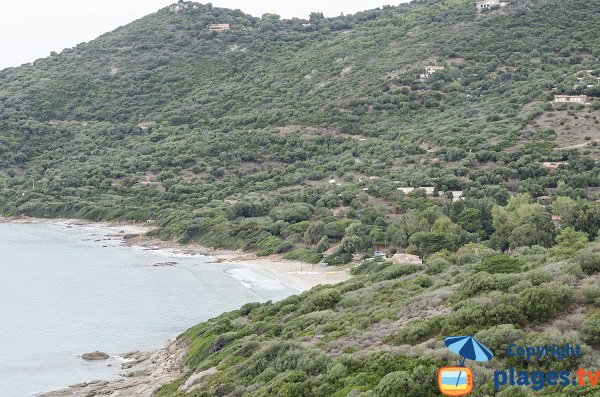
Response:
[0, 0, 409, 69]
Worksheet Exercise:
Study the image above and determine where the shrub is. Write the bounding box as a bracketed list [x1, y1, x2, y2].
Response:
[351, 261, 390, 276]
[385, 318, 441, 346]
[562, 262, 583, 278]
[375, 264, 421, 281]
[526, 269, 553, 286]
[581, 313, 600, 347]
[574, 252, 600, 274]
[239, 302, 261, 316]
[301, 289, 342, 313]
[475, 324, 526, 353]
[374, 371, 415, 397]
[324, 252, 353, 266]
[519, 285, 574, 323]
[424, 258, 450, 275]
[476, 255, 525, 274]
[414, 275, 433, 288]
[581, 285, 600, 306]
[283, 249, 322, 264]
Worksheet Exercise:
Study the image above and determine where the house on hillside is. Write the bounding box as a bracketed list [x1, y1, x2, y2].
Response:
[418, 186, 436, 196]
[390, 253, 423, 265]
[397, 187, 415, 194]
[425, 66, 445, 75]
[209, 24, 231, 32]
[543, 161, 568, 169]
[553, 95, 589, 104]
[476, 0, 508, 12]
[420, 66, 445, 80]
[452, 191, 464, 202]
[537, 196, 553, 206]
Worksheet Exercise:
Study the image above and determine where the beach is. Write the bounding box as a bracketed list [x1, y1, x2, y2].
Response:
[0, 216, 350, 396]
[0, 216, 350, 292]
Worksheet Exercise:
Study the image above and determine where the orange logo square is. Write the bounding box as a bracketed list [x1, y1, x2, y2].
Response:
[438, 366, 474, 396]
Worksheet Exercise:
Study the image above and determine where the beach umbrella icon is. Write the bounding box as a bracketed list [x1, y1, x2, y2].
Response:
[445, 336, 493, 366]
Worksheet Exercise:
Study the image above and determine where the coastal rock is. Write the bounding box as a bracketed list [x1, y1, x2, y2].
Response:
[81, 351, 110, 361]
[153, 261, 177, 267]
[40, 340, 187, 397]
[178, 367, 218, 393]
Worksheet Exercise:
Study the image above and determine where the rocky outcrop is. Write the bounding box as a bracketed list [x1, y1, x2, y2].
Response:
[39, 340, 187, 397]
[178, 367, 218, 393]
[81, 351, 109, 361]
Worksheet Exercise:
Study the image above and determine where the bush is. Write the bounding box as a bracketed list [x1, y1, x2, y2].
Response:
[574, 252, 600, 274]
[375, 264, 421, 281]
[374, 371, 415, 397]
[581, 285, 600, 306]
[519, 285, 574, 323]
[301, 289, 342, 313]
[385, 318, 441, 345]
[324, 252, 353, 266]
[475, 324, 526, 353]
[424, 258, 450, 275]
[526, 269, 553, 286]
[476, 255, 525, 274]
[581, 313, 600, 347]
[283, 249, 322, 264]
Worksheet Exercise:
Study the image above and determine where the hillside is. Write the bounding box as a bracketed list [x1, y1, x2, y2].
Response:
[2, 0, 600, 395]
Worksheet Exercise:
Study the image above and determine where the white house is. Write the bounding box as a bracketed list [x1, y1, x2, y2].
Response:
[390, 253, 423, 265]
[209, 24, 231, 32]
[553, 95, 589, 104]
[418, 186, 436, 196]
[476, 0, 508, 11]
[452, 191, 464, 202]
[397, 187, 415, 194]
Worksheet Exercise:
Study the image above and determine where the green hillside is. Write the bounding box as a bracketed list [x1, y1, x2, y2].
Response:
[1, 0, 600, 395]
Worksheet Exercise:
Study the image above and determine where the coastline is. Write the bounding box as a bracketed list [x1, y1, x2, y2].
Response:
[123, 234, 351, 292]
[2, 216, 351, 396]
[0, 216, 351, 292]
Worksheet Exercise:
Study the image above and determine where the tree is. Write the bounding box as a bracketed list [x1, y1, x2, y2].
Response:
[375, 371, 415, 397]
[457, 208, 482, 233]
[304, 221, 325, 245]
[551, 227, 588, 256]
[491, 194, 556, 250]
[341, 235, 364, 254]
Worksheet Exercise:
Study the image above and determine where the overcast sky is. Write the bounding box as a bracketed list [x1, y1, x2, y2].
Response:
[0, 0, 408, 69]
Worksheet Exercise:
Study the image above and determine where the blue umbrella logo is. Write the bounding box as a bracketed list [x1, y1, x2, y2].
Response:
[445, 336, 494, 366]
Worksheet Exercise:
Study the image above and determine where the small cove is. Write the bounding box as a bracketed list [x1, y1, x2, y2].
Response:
[0, 222, 297, 396]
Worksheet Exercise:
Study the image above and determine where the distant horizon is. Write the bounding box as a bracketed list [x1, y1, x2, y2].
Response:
[0, 0, 409, 69]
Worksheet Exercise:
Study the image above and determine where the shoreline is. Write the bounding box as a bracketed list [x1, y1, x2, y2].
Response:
[123, 234, 351, 292]
[1, 215, 351, 292]
[2, 216, 351, 396]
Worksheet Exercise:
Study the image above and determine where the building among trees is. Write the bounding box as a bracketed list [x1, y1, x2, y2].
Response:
[553, 95, 589, 104]
[476, 0, 508, 12]
[209, 24, 231, 32]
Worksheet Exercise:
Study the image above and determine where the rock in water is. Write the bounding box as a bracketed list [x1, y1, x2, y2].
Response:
[81, 351, 110, 361]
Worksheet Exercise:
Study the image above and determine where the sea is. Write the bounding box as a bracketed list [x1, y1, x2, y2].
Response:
[0, 222, 297, 396]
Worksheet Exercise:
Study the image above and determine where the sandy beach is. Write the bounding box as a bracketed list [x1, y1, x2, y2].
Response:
[1, 216, 351, 396]
[0, 216, 351, 292]
[123, 234, 351, 292]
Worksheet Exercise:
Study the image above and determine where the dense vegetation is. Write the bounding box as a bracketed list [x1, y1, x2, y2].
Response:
[154, 245, 600, 396]
[1, 0, 599, 395]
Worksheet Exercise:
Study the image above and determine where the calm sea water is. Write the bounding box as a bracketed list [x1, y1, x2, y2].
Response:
[0, 222, 296, 397]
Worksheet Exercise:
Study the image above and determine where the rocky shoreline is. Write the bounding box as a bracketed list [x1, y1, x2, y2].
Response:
[38, 339, 187, 397]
